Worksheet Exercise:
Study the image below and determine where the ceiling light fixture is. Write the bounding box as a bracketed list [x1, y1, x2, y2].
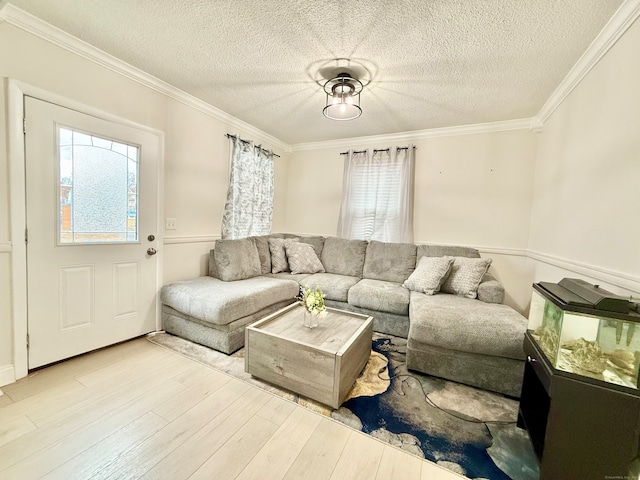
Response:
[323, 72, 363, 121]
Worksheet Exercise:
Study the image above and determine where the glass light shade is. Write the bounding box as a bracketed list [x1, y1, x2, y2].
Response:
[323, 73, 363, 121]
[323, 93, 362, 120]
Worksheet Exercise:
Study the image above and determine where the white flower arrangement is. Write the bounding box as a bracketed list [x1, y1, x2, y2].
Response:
[297, 285, 328, 317]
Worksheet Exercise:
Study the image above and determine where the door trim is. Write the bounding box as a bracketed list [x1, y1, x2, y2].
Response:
[6, 78, 165, 380]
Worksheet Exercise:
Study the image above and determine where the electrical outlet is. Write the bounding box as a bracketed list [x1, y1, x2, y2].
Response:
[165, 217, 177, 230]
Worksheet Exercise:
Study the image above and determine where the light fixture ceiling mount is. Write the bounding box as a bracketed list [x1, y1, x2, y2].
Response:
[323, 72, 363, 121]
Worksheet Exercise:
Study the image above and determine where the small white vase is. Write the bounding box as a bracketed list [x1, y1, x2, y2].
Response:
[303, 309, 319, 329]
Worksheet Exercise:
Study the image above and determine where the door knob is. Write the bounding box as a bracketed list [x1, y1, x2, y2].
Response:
[147, 248, 157, 256]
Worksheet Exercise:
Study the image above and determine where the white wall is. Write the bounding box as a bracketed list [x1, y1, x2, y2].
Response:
[528, 15, 640, 300]
[0, 22, 288, 381]
[286, 129, 539, 312]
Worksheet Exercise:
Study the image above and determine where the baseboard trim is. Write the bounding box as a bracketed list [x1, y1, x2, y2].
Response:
[163, 234, 219, 245]
[0, 364, 15, 387]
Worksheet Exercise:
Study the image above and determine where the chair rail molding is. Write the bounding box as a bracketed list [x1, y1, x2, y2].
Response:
[0, 242, 11, 253]
[528, 250, 640, 295]
[163, 234, 220, 245]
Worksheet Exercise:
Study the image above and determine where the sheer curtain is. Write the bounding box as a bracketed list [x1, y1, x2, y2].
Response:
[337, 146, 414, 243]
[220, 136, 274, 239]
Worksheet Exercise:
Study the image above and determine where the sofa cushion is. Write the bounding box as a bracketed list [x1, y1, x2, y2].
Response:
[362, 241, 417, 283]
[409, 292, 526, 360]
[160, 276, 299, 326]
[321, 237, 368, 277]
[301, 273, 360, 302]
[348, 279, 410, 316]
[417, 244, 480, 260]
[299, 236, 325, 257]
[250, 235, 272, 274]
[268, 237, 299, 273]
[440, 257, 492, 299]
[214, 238, 261, 281]
[285, 241, 325, 274]
[403, 256, 455, 295]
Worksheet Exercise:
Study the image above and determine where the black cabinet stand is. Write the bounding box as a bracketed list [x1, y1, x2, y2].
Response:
[518, 332, 640, 480]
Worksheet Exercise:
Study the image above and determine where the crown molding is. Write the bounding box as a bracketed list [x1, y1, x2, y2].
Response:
[529, 117, 544, 134]
[536, 0, 640, 124]
[0, 3, 291, 154]
[291, 118, 534, 152]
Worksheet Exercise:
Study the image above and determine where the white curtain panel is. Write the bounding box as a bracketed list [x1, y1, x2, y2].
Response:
[221, 136, 274, 239]
[337, 145, 415, 243]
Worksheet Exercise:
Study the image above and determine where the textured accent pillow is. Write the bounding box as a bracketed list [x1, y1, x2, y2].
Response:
[403, 256, 455, 295]
[299, 236, 325, 257]
[440, 257, 493, 299]
[213, 238, 261, 281]
[285, 241, 325, 274]
[268, 237, 299, 273]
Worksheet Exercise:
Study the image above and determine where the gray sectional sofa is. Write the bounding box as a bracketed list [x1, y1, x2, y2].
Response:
[160, 234, 527, 397]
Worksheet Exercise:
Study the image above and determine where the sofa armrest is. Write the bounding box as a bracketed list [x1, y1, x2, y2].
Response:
[477, 273, 505, 304]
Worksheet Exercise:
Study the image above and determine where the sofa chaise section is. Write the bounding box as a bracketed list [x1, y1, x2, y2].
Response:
[407, 292, 527, 397]
[160, 275, 299, 354]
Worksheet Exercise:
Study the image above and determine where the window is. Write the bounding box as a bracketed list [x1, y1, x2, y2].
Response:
[337, 146, 415, 243]
[58, 127, 139, 243]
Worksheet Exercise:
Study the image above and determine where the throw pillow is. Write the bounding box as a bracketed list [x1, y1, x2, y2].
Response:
[268, 237, 299, 273]
[285, 241, 325, 274]
[403, 256, 455, 295]
[440, 257, 493, 299]
[213, 238, 261, 281]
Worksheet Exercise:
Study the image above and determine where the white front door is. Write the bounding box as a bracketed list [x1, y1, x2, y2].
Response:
[25, 96, 160, 369]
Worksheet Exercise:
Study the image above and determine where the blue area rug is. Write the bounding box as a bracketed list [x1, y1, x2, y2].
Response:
[148, 332, 539, 480]
[336, 336, 539, 480]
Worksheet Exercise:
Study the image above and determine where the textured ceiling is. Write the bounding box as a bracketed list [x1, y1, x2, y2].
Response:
[9, 0, 624, 144]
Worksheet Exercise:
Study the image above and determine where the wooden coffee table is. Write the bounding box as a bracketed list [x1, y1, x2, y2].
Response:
[245, 302, 373, 409]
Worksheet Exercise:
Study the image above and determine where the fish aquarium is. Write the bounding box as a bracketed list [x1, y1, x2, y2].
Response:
[528, 278, 640, 390]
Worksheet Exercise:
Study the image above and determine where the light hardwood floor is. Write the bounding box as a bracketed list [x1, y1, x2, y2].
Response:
[0, 337, 464, 480]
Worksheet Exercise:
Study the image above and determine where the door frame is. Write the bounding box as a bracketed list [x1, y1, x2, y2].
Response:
[6, 78, 165, 380]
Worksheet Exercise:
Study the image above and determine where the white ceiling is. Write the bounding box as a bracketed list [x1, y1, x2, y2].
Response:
[8, 0, 625, 145]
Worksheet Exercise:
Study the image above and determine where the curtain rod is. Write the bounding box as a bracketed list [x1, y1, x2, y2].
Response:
[225, 133, 280, 158]
[339, 146, 416, 155]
